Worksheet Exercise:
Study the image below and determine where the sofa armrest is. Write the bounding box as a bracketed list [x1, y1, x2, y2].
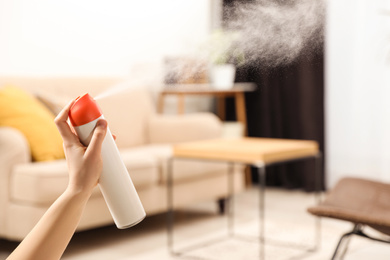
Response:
[0, 127, 31, 235]
[148, 113, 223, 144]
[0, 127, 31, 166]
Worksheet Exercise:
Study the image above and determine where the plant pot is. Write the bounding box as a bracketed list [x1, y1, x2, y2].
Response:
[209, 64, 236, 90]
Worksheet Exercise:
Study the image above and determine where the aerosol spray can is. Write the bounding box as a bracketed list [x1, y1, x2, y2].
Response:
[69, 93, 146, 229]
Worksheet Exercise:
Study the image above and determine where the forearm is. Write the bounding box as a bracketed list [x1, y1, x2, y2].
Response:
[7, 188, 92, 260]
[7, 101, 108, 260]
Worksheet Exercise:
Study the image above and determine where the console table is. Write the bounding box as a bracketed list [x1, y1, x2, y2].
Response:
[167, 137, 322, 259]
[158, 83, 256, 135]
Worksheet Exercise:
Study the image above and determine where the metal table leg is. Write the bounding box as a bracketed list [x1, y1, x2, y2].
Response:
[167, 157, 175, 255]
[313, 153, 323, 251]
[255, 153, 322, 260]
[166, 154, 322, 259]
[227, 162, 235, 237]
[256, 164, 266, 260]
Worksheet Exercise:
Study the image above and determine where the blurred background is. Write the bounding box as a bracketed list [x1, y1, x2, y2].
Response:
[1, 0, 390, 189]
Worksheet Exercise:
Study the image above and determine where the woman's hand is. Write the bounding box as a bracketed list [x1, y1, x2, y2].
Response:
[54, 100, 107, 195]
[7, 100, 110, 260]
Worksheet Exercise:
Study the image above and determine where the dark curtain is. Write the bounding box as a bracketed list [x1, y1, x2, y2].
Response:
[237, 53, 325, 192]
[223, 0, 325, 192]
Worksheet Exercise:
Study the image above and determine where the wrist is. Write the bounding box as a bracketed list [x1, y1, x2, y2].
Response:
[65, 185, 94, 201]
[66, 170, 100, 199]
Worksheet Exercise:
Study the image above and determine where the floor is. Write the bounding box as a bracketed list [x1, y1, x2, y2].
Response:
[1, 187, 390, 260]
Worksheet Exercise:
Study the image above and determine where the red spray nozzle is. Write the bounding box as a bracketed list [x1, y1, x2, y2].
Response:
[69, 93, 102, 127]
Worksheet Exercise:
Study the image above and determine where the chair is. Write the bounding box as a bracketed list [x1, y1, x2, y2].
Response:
[307, 177, 390, 259]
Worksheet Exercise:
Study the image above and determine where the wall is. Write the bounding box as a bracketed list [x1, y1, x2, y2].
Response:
[326, 0, 390, 187]
[0, 0, 211, 80]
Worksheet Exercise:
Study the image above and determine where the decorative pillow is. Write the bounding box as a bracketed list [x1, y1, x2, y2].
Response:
[34, 90, 69, 116]
[0, 86, 65, 161]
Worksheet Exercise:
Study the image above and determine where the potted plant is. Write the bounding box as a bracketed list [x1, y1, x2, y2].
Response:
[207, 29, 244, 90]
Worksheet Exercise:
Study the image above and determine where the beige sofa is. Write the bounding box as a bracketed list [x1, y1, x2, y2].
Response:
[0, 77, 245, 241]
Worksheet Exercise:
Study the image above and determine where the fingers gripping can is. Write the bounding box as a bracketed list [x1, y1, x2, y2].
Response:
[69, 93, 146, 229]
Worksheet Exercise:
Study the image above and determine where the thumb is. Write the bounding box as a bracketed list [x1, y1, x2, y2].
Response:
[85, 119, 108, 159]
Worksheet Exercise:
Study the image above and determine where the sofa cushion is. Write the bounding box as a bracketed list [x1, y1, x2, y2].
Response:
[11, 160, 70, 205]
[118, 149, 159, 188]
[0, 86, 65, 161]
[10, 151, 159, 206]
[97, 89, 154, 148]
[122, 144, 230, 183]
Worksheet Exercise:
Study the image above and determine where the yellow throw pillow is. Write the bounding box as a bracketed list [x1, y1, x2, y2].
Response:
[0, 86, 65, 161]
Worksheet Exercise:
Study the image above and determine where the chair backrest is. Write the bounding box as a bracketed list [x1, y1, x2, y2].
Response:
[0, 77, 122, 98]
[98, 88, 155, 148]
[0, 77, 156, 148]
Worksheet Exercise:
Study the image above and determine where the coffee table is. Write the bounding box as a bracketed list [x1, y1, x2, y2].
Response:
[167, 137, 322, 259]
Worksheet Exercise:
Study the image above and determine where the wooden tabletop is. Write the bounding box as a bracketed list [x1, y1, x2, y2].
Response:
[160, 82, 256, 95]
[173, 137, 319, 165]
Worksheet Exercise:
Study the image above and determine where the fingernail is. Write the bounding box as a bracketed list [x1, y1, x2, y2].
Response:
[96, 120, 107, 128]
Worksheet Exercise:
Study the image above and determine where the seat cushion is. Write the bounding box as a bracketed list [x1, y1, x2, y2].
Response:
[10, 151, 159, 206]
[11, 160, 70, 205]
[119, 149, 160, 188]
[122, 144, 232, 183]
[307, 177, 390, 236]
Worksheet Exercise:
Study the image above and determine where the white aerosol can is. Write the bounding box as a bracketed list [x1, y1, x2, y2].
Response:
[69, 93, 146, 229]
